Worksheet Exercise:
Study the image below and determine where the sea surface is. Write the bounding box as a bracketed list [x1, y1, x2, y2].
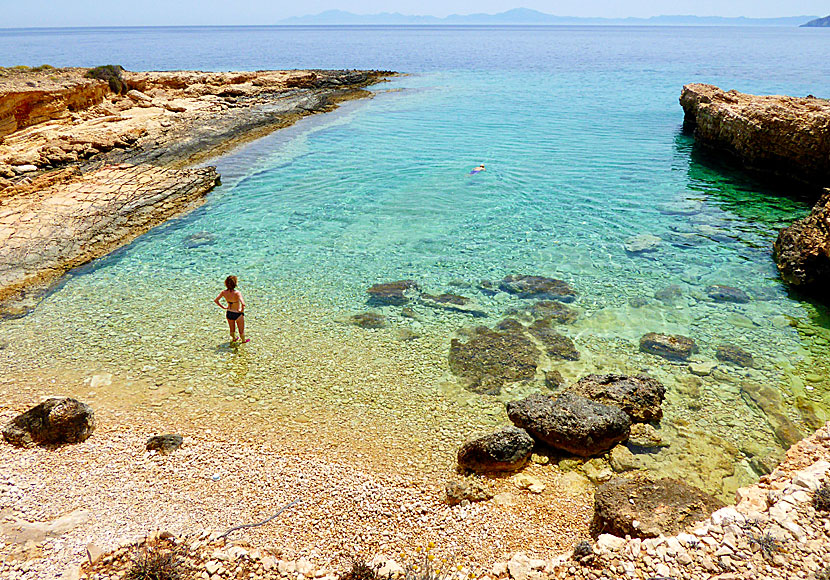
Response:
[2, 26, 830, 498]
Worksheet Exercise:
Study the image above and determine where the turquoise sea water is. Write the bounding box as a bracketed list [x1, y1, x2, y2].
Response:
[1, 26, 830, 497]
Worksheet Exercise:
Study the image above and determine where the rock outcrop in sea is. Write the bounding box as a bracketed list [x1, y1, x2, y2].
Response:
[679, 83, 830, 300]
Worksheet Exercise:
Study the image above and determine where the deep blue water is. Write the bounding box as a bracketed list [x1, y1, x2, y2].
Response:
[1, 26, 829, 493]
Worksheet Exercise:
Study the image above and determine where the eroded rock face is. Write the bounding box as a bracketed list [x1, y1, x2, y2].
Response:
[506, 393, 631, 457]
[3, 398, 95, 447]
[448, 326, 539, 395]
[456, 427, 535, 473]
[773, 192, 830, 295]
[499, 275, 576, 302]
[593, 476, 724, 538]
[568, 374, 666, 422]
[639, 333, 698, 361]
[366, 280, 418, 305]
[679, 83, 830, 187]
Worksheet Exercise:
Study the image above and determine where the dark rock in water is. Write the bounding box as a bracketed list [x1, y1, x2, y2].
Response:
[654, 285, 683, 303]
[449, 326, 540, 395]
[530, 301, 578, 324]
[146, 434, 183, 454]
[593, 476, 724, 538]
[639, 332, 698, 361]
[3, 398, 95, 447]
[420, 293, 486, 317]
[183, 231, 216, 249]
[444, 478, 494, 506]
[401, 307, 418, 319]
[545, 370, 565, 390]
[367, 280, 418, 305]
[499, 275, 576, 302]
[506, 392, 631, 457]
[529, 319, 580, 361]
[628, 296, 650, 308]
[773, 192, 830, 299]
[706, 284, 750, 304]
[716, 344, 754, 368]
[456, 426, 534, 473]
[477, 280, 498, 296]
[495, 318, 525, 332]
[740, 382, 804, 447]
[350, 312, 387, 329]
[568, 374, 666, 422]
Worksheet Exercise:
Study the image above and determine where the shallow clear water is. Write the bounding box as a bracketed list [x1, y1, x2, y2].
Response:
[2, 26, 830, 498]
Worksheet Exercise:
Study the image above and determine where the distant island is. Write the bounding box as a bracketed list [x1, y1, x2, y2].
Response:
[801, 15, 830, 27]
[280, 8, 817, 27]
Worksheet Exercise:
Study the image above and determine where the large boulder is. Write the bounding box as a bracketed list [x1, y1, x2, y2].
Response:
[499, 275, 576, 302]
[639, 332, 698, 361]
[593, 476, 724, 538]
[366, 280, 418, 305]
[568, 374, 666, 422]
[3, 398, 95, 447]
[773, 192, 830, 298]
[506, 393, 631, 457]
[456, 426, 535, 473]
[449, 326, 539, 395]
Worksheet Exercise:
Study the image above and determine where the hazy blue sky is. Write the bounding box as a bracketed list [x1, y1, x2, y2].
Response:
[0, 0, 825, 27]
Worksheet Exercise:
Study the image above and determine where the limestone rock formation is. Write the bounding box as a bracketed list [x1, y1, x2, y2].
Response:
[568, 374, 666, 422]
[679, 83, 830, 187]
[3, 398, 95, 447]
[593, 476, 724, 538]
[506, 392, 631, 457]
[456, 427, 535, 473]
[773, 192, 830, 295]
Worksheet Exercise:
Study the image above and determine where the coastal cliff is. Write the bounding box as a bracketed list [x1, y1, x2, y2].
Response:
[679, 83, 830, 189]
[801, 15, 830, 27]
[0, 66, 390, 315]
[679, 83, 830, 299]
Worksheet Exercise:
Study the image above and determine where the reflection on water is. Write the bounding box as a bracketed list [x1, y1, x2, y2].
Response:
[1, 71, 829, 502]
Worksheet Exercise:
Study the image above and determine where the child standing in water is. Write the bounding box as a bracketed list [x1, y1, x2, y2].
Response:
[214, 275, 248, 343]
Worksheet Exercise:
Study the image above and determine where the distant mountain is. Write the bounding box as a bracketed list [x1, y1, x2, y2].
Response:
[801, 15, 830, 27]
[280, 9, 818, 27]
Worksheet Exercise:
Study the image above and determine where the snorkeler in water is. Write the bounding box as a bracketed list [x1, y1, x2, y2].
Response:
[470, 164, 486, 174]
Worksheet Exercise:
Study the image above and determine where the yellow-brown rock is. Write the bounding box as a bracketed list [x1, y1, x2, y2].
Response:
[679, 83, 830, 187]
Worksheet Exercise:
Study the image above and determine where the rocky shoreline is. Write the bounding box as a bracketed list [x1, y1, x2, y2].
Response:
[0, 66, 390, 316]
[679, 83, 830, 300]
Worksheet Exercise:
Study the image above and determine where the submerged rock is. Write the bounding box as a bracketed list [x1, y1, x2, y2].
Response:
[456, 427, 535, 473]
[3, 398, 95, 447]
[639, 332, 698, 361]
[349, 312, 387, 329]
[544, 370, 566, 390]
[506, 392, 631, 457]
[654, 284, 683, 303]
[367, 280, 418, 305]
[499, 275, 576, 302]
[740, 382, 804, 447]
[183, 231, 216, 249]
[420, 293, 486, 317]
[529, 301, 578, 324]
[624, 234, 661, 254]
[773, 192, 830, 298]
[627, 423, 666, 448]
[448, 326, 539, 395]
[568, 374, 666, 422]
[593, 476, 724, 538]
[716, 343, 754, 368]
[528, 319, 580, 361]
[706, 284, 750, 304]
[146, 434, 183, 454]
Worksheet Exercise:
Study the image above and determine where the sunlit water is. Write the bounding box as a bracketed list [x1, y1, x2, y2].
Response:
[1, 26, 830, 499]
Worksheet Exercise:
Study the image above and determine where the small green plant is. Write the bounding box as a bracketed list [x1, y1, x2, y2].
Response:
[126, 549, 182, 580]
[85, 64, 127, 94]
[815, 483, 830, 512]
[11, 65, 30, 71]
[31, 64, 54, 72]
[341, 557, 385, 580]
